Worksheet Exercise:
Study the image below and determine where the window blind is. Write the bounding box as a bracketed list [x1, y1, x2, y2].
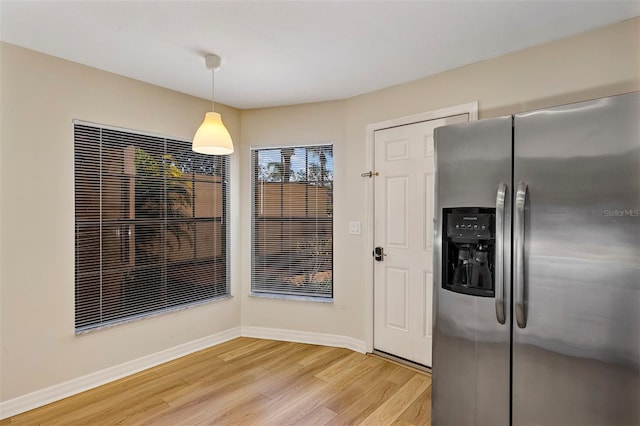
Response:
[251, 144, 333, 298]
[74, 122, 230, 331]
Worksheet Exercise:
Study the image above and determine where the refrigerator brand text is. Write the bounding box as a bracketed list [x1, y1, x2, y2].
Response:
[603, 209, 639, 217]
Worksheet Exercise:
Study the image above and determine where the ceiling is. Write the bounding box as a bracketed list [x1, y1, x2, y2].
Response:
[1, 1, 638, 110]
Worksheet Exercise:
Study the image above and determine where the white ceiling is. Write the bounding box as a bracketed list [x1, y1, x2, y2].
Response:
[1, 1, 638, 109]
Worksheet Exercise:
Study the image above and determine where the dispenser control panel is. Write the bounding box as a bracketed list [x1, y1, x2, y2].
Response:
[447, 213, 493, 240]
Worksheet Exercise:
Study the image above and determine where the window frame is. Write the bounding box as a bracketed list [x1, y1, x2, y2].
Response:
[250, 143, 334, 302]
[73, 120, 231, 333]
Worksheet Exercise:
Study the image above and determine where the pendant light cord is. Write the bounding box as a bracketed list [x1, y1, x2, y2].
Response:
[211, 67, 215, 113]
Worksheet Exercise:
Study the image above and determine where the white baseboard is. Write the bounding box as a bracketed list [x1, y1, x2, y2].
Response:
[0, 327, 241, 420]
[241, 326, 368, 354]
[0, 326, 367, 420]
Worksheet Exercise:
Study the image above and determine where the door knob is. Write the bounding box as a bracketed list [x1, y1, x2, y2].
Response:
[373, 246, 386, 262]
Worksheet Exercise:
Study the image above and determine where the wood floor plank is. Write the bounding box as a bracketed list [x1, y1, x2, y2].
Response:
[257, 367, 328, 407]
[291, 405, 338, 426]
[398, 385, 431, 425]
[322, 358, 400, 414]
[304, 355, 390, 420]
[316, 353, 384, 387]
[297, 344, 344, 366]
[387, 364, 419, 385]
[359, 373, 431, 425]
[255, 346, 348, 397]
[111, 398, 171, 426]
[260, 383, 332, 426]
[2, 338, 432, 426]
[391, 418, 418, 426]
[164, 339, 287, 388]
[5, 371, 164, 425]
[195, 391, 271, 425]
[314, 351, 370, 382]
[158, 341, 288, 397]
[154, 336, 255, 374]
[261, 342, 343, 373]
[324, 375, 401, 426]
[161, 365, 268, 406]
[45, 375, 187, 425]
[154, 353, 227, 385]
[217, 338, 281, 361]
[149, 380, 267, 425]
[215, 377, 326, 426]
[221, 349, 350, 425]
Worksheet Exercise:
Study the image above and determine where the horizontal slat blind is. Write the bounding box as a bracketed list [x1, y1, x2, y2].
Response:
[74, 122, 229, 331]
[251, 145, 333, 298]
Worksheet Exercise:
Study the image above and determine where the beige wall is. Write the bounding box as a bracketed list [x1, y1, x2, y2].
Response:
[240, 100, 352, 335]
[240, 17, 639, 341]
[0, 43, 242, 401]
[1, 17, 638, 405]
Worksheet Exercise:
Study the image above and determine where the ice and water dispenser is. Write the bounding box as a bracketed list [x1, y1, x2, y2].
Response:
[442, 208, 495, 297]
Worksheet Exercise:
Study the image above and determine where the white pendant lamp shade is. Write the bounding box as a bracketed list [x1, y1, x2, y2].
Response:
[192, 53, 234, 155]
[192, 112, 234, 155]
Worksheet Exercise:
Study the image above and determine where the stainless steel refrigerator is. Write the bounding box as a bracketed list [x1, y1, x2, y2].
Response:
[432, 92, 639, 426]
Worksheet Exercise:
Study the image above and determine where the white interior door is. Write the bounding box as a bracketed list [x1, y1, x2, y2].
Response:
[373, 115, 468, 367]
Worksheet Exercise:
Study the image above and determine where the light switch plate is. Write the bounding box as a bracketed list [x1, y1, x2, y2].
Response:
[349, 221, 361, 235]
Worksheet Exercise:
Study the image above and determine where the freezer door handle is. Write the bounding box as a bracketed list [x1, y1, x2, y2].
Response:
[515, 181, 528, 328]
[495, 183, 507, 325]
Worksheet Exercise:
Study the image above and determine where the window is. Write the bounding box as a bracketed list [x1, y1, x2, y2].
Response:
[251, 144, 333, 299]
[74, 122, 230, 331]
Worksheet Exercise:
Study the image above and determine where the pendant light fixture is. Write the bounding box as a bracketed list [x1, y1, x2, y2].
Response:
[192, 53, 234, 155]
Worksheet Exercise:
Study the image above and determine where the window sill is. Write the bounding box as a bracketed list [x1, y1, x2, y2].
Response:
[249, 292, 333, 304]
[75, 294, 234, 335]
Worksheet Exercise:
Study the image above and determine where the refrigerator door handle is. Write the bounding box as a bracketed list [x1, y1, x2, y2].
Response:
[515, 181, 528, 328]
[495, 183, 507, 325]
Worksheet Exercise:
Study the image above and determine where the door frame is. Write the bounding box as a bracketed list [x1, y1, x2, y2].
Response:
[364, 102, 479, 353]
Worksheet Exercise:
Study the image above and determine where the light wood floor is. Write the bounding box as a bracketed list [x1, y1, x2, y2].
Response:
[2, 337, 431, 425]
